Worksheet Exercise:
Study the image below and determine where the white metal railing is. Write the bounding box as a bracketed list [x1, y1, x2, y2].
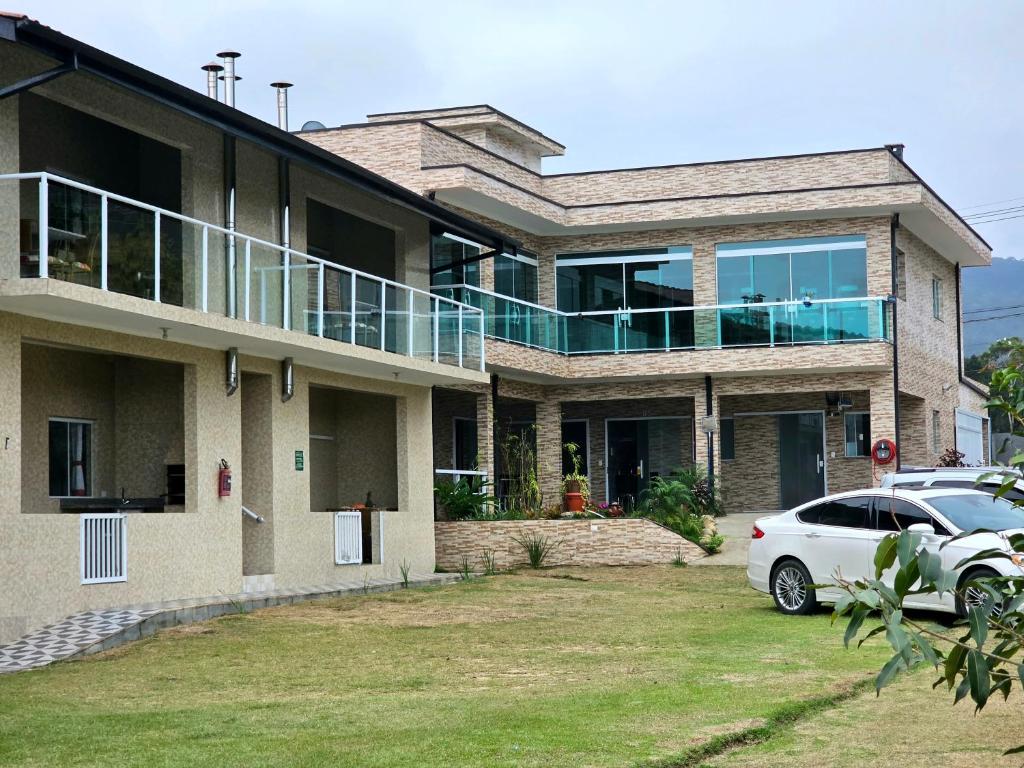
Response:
[433, 282, 891, 356]
[80, 512, 127, 584]
[334, 510, 363, 565]
[434, 468, 489, 484]
[6, 172, 485, 372]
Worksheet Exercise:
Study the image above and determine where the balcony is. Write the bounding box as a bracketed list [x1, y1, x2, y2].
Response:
[432, 284, 891, 356]
[3, 173, 484, 374]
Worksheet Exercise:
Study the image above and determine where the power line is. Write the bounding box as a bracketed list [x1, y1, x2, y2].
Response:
[965, 205, 1024, 220]
[964, 303, 1024, 315]
[964, 311, 1024, 323]
[960, 194, 1024, 212]
[967, 212, 1024, 225]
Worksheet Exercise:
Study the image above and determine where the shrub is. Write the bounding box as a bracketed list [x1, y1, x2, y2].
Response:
[480, 549, 498, 576]
[936, 447, 968, 467]
[637, 467, 724, 551]
[560, 442, 591, 505]
[702, 534, 725, 554]
[434, 476, 496, 520]
[511, 530, 558, 568]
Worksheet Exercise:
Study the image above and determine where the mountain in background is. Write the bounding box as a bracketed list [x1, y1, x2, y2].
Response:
[962, 256, 1024, 357]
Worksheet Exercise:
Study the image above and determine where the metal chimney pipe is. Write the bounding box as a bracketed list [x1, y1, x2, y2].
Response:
[217, 50, 241, 107]
[201, 62, 223, 100]
[270, 82, 293, 131]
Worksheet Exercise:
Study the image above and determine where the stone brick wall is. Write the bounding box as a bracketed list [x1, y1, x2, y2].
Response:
[434, 519, 705, 571]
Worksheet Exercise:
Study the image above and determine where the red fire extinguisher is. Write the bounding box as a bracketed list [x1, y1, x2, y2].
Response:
[218, 459, 232, 497]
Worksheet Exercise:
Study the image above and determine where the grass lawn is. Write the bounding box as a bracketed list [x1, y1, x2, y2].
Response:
[0, 565, 976, 768]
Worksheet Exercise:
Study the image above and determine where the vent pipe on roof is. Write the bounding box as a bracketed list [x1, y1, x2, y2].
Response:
[217, 50, 241, 107]
[201, 62, 223, 100]
[270, 81, 293, 131]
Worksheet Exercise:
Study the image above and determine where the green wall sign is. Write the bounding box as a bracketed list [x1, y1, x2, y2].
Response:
[294, 450, 304, 471]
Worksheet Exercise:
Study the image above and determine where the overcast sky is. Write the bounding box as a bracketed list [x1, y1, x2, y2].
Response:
[22, 0, 1024, 258]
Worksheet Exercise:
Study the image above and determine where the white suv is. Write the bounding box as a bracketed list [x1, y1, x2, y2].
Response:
[879, 467, 1024, 502]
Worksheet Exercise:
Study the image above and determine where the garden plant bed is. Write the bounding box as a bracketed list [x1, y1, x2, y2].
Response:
[434, 518, 707, 571]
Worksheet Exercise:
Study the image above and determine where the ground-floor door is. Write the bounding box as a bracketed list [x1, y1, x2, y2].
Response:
[777, 412, 825, 509]
[606, 417, 687, 509]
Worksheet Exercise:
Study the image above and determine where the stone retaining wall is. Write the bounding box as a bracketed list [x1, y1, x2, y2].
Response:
[434, 519, 706, 571]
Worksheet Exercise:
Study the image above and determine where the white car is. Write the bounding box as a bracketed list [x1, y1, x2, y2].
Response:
[748, 488, 1024, 616]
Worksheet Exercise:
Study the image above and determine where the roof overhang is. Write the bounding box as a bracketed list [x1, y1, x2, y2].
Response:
[0, 14, 517, 253]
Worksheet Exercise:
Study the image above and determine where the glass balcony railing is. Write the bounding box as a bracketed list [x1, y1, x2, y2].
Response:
[433, 284, 891, 356]
[5, 172, 485, 372]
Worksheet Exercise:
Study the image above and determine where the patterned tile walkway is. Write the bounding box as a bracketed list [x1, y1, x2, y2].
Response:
[0, 573, 460, 674]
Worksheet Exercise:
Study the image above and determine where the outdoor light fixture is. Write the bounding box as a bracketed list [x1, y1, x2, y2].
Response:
[226, 347, 239, 396]
[802, 294, 813, 308]
[281, 357, 294, 402]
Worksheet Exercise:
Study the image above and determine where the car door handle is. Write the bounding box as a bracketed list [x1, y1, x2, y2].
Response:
[805, 532, 821, 539]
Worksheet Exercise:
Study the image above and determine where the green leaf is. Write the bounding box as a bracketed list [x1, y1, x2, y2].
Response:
[831, 593, 855, 623]
[897, 530, 920, 568]
[968, 606, 989, 648]
[857, 624, 887, 648]
[874, 533, 899, 578]
[935, 569, 958, 596]
[876, 652, 904, 694]
[953, 674, 971, 704]
[954, 548, 1012, 569]
[855, 589, 881, 610]
[893, 559, 920, 598]
[1004, 745, 1024, 755]
[914, 632, 941, 668]
[844, 605, 867, 648]
[1017, 663, 1024, 688]
[967, 650, 991, 711]
[918, 549, 942, 585]
[885, 611, 910, 655]
[945, 644, 967, 687]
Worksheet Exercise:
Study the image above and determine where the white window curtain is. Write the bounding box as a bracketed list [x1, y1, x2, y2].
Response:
[70, 422, 87, 496]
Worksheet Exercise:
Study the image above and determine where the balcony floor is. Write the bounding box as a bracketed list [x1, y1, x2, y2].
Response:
[0, 279, 489, 387]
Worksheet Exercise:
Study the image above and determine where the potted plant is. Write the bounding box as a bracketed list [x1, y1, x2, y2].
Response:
[561, 442, 590, 513]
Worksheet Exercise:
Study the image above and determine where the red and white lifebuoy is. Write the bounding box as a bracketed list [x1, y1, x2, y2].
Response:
[871, 438, 897, 465]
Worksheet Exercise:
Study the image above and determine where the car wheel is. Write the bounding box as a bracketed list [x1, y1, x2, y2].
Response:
[771, 559, 816, 615]
[956, 567, 1002, 619]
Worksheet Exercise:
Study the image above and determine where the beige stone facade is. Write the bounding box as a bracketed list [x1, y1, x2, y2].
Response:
[305, 105, 992, 517]
[434, 519, 705, 571]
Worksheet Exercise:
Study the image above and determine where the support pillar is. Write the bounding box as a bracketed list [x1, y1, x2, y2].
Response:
[475, 388, 494, 483]
[869, 374, 898, 486]
[535, 398, 563, 507]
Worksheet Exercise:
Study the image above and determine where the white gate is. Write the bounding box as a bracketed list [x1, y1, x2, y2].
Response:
[80, 513, 128, 584]
[334, 511, 363, 565]
[956, 409, 986, 466]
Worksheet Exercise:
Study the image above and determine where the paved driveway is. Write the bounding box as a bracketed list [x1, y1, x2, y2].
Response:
[693, 512, 777, 566]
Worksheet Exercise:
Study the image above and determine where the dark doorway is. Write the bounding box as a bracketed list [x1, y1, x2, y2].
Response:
[777, 412, 825, 509]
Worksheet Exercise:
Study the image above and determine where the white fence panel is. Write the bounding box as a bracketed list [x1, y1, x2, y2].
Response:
[80, 513, 128, 584]
[334, 511, 363, 565]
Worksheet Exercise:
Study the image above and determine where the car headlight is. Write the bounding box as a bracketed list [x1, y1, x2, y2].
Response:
[1011, 553, 1024, 568]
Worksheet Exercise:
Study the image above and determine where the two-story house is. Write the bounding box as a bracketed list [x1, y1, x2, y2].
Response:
[0, 17, 515, 644]
[302, 105, 993, 513]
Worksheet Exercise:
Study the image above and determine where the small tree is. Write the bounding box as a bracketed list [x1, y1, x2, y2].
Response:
[834, 340, 1024, 755]
[560, 442, 590, 506]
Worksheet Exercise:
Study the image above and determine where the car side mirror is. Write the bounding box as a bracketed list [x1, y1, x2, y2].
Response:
[907, 522, 935, 535]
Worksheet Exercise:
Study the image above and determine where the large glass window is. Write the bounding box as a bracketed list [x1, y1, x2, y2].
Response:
[797, 496, 871, 528]
[556, 247, 693, 352]
[49, 418, 93, 497]
[494, 251, 538, 303]
[453, 418, 478, 472]
[715, 235, 869, 346]
[431, 232, 481, 288]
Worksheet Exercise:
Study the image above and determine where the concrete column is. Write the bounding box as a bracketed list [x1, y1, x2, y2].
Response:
[535, 397, 563, 507]
[869, 374, 898, 486]
[475, 389, 495, 482]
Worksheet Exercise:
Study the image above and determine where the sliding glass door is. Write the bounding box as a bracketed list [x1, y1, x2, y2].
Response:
[606, 417, 688, 509]
[556, 247, 693, 353]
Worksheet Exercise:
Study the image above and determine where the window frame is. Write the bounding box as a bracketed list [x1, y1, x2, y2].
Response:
[48, 417, 95, 499]
[554, 246, 693, 313]
[843, 411, 871, 458]
[931, 276, 943, 320]
[719, 417, 735, 461]
[795, 495, 873, 529]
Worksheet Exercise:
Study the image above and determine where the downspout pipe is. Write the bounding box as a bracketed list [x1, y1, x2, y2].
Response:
[705, 375, 715, 495]
[954, 263, 964, 381]
[890, 214, 902, 470]
[491, 373, 501, 495]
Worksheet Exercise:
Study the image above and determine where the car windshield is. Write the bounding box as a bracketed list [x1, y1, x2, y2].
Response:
[927, 493, 1024, 532]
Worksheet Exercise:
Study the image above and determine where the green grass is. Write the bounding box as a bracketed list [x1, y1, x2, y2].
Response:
[0, 566, 892, 768]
